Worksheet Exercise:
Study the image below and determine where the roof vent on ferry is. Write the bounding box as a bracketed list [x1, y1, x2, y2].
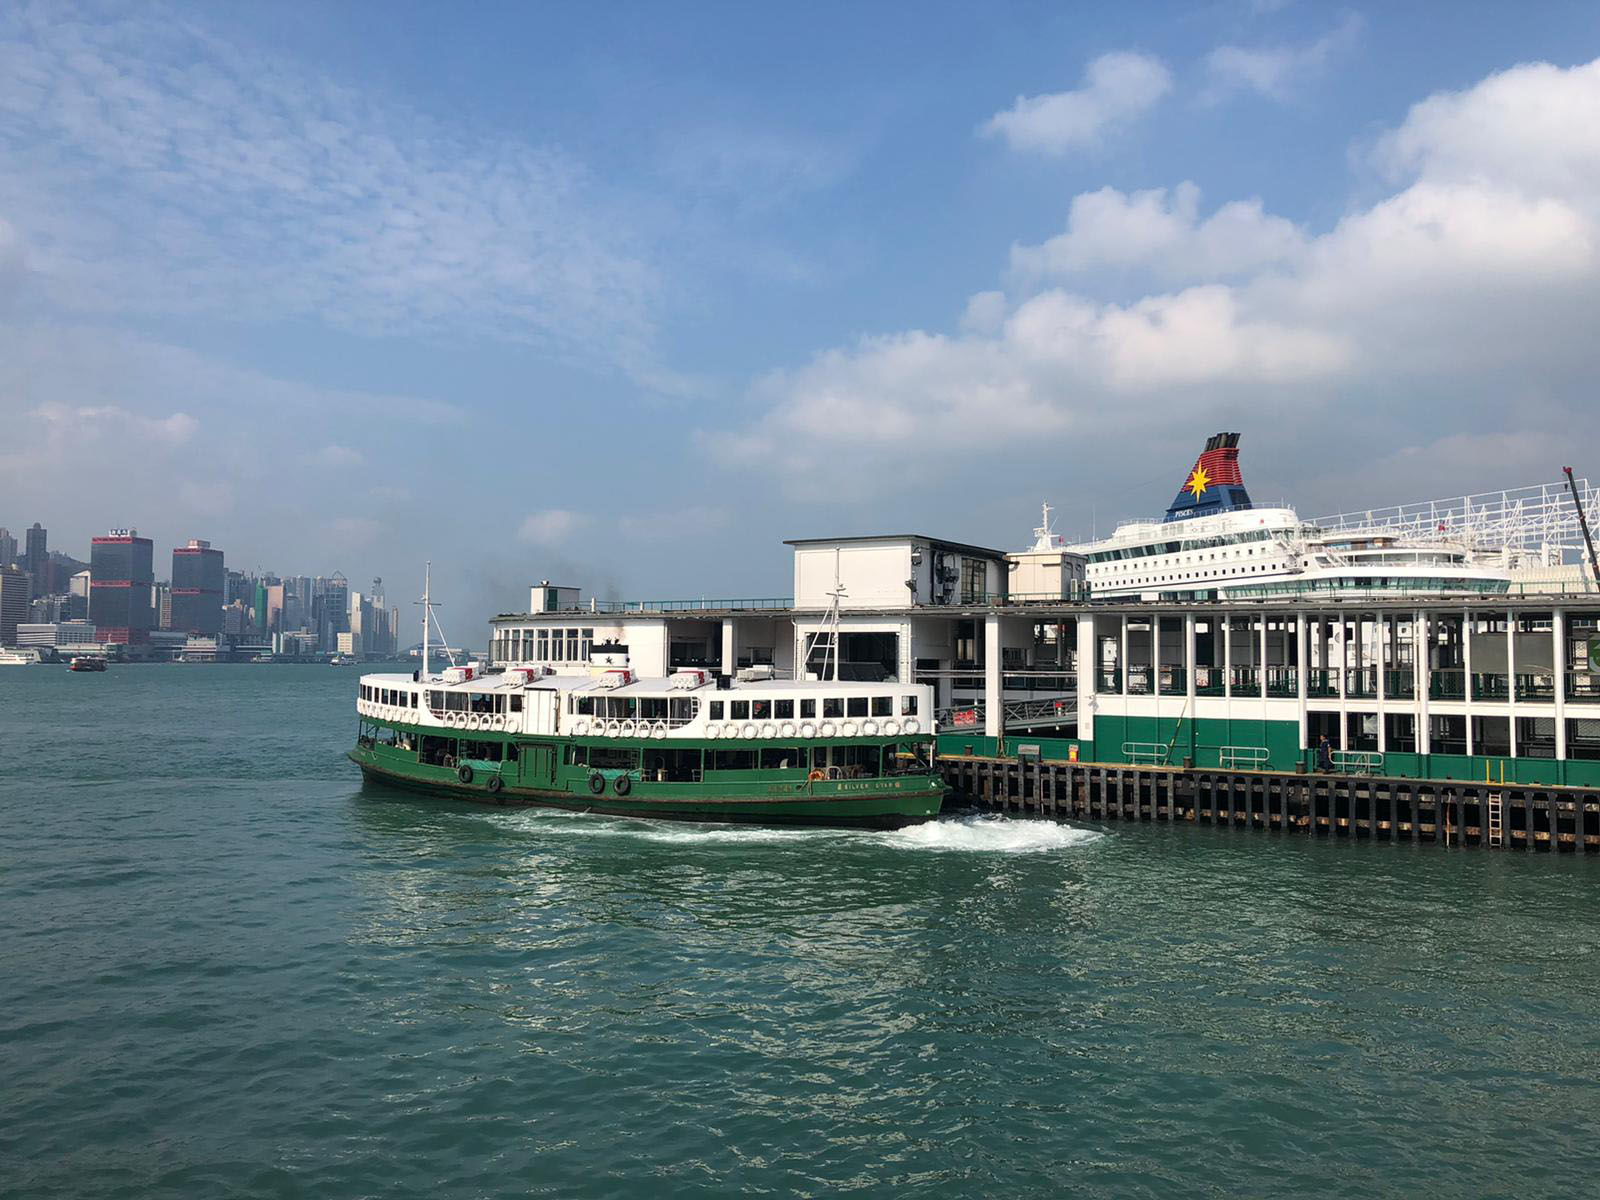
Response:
[1163, 431, 1254, 524]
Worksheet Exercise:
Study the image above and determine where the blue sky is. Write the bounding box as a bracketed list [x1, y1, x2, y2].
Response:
[3, 1, 1599, 629]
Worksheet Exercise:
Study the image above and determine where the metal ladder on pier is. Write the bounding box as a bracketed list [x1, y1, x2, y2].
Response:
[1487, 792, 1504, 848]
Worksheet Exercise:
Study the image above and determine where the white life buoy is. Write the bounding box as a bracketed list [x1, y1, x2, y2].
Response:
[819, 721, 837, 738]
[651, 722, 667, 739]
[779, 722, 797, 738]
[760, 722, 777, 739]
[799, 722, 816, 739]
[861, 720, 878, 737]
[453, 712, 466, 729]
[620, 719, 636, 738]
[903, 717, 920, 734]
[742, 722, 759, 740]
[882, 719, 901, 737]
[706, 723, 722, 739]
[841, 721, 859, 738]
[605, 720, 621, 737]
[572, 718, 589, 735]
[492, 714, 505, 731]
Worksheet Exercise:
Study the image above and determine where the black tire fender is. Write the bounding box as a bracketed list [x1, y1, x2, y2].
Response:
[486, 774, 503, 794]
[588, 772, 606, 795]
[613, 773, 632, 796]
[457, 764, 474, 784]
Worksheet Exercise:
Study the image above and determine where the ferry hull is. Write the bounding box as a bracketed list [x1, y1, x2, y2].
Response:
[349, 748, 945, 829]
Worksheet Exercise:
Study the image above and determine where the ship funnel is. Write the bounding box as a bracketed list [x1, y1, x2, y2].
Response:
[1163, 431, 1253, 523]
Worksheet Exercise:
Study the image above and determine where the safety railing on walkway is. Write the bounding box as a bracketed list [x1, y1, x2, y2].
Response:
[1122, 742, 1171, 766]
[1218, 745, 1269, 770]
[1330, 750, 1382, 776]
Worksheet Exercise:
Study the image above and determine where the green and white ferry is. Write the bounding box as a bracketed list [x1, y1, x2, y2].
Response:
[349, 579, 944, 827]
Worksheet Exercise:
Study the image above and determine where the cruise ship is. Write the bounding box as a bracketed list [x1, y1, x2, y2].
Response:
[1068, 433, 1514, 601]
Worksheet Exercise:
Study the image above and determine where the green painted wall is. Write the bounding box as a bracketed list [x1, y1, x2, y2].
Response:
[936, 717, 1600, 790]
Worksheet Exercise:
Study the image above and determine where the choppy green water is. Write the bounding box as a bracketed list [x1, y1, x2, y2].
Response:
[2, 664, 1598, 1199]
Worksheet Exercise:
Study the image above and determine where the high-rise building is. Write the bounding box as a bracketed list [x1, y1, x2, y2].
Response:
[0, 528, 16, 569]
[68, 571, 90, 621]
[89, 529, 155, 644]
[171, 539, 225, 637]
[0, 565, 30, 646]
[23, 523, 47, 598]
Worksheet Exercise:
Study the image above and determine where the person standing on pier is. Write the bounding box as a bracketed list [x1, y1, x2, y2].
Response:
[1317, 735, 1334, 773]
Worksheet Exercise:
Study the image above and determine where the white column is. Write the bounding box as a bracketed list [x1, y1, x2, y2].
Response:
[1507, 610, 1518, 757]
[1184, 614, 1196, 701]
[1077, 617, 1096, 744]
[1258, 615, 1268, 717]
[1120, 615, 1129, 696]
[1554, 608, 1567, 760]
[1375, 616, 1387, 754]
[1223, 616, 1232, 699]
[1462, 608, 1474, 756]
[1295, 611, 1308, 757]
[984, 613, 1003, 740]
[721, 618, 736, 676]
[1415, 610, 1431, 755]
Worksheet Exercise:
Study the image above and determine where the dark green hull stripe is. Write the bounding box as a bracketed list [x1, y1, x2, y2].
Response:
[351, 756, 944, 829]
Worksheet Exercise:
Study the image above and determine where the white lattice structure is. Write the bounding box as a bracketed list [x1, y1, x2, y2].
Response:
[1313, 479, 1600, 566]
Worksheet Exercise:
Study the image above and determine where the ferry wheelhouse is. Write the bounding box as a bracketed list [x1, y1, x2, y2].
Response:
[349, 626, 944, 827]
[1069, 433, 1513, 601]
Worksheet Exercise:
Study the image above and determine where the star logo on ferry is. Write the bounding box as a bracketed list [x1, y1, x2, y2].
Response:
[1186, 465, 1210, 498]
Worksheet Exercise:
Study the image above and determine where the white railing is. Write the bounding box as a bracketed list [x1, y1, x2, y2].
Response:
[1122, 741, 1171, 766]
[1330, 750, 1383, 776]
[1218, 745, 1269, 770]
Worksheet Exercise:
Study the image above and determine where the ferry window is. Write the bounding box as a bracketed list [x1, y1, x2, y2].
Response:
[576, 696, 595, 716]
[800, 699, 816, 718]
[589, 746, 639, 770]
[730, 700, 751, 719]
[641, 697, 668, 720]
[709, 700, 724, 721]
[824, 698, 844, 718]
[847, 697, 869, 718]
[669, 696, 696, 723]
[710, 750, 757, 771]
[760, 748, 806, 770]
[510, 695, 523, 713]
[537, 630, 549, 659]
[565, 745, 585, 766]
[751, 699, 771, 719]
[872, 696, 893, 717]
[774, 699, 794, 719]
[580, 628, 594, 659]
[566, 629, 580, 660]
[901, 695, 919, 716]
[410, 693, 418, 708]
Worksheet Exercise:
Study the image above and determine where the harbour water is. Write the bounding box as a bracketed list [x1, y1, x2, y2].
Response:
[3, 665, 1598, 1198]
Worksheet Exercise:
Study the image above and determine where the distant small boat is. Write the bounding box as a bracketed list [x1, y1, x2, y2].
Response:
[250, 654, 274, 664]
[68, 656, 108, 672]
[0, 648, 35, 666]
[329, 654, 357, 666]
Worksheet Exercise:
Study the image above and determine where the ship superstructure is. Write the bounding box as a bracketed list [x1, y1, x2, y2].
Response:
[1067, 433, 1514, 600]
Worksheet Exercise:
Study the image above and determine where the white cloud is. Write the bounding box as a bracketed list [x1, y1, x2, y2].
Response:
[1205, 13, 1363, 102]
[0, 5, 658, 368]
[518, 510, 589, 546]
[715, 56, 1600, 497]
[982, 52, 1172, 154]
[1011, 182, 1307, 282]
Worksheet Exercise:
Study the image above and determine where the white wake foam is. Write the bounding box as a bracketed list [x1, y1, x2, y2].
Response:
[875, 814, 1103, 854]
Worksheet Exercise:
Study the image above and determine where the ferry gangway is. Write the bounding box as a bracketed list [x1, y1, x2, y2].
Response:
[937, 695, 1078, 733]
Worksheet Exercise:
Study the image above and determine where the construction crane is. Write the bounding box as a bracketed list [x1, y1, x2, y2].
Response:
[1563, 466, 1600, 589]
